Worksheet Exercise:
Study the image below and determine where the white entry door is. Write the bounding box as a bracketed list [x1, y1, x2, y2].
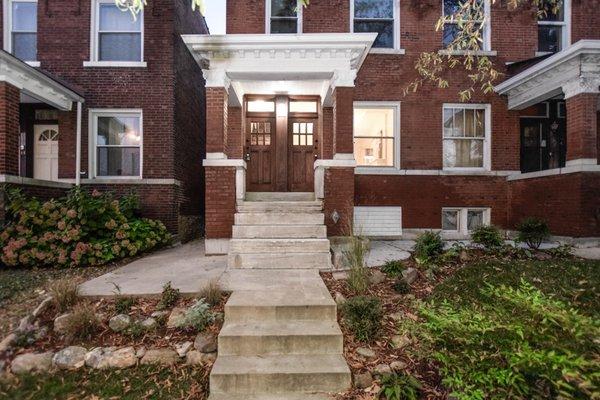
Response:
[34, 125, 59, 181]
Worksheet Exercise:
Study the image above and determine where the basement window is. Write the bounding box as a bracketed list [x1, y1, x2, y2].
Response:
[442, 207, 490, 234]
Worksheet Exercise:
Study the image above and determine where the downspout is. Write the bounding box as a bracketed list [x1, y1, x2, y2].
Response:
[75, 101, 82, 186]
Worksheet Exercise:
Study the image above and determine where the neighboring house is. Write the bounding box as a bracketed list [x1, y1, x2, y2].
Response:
[184, 0, 599, 255]
[0, 0, 207, 241]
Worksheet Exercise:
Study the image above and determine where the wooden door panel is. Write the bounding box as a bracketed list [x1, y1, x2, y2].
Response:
[246, 118, 276, 192]
[288, 119, 317, 192]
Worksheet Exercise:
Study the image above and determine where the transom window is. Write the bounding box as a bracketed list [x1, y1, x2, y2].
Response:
[442, 0, 490, 51]
[267, 0, 301, 34]
[354, 103, 400, 168]
[442, 207, 490, 234]
[38, 129, 59, 141]
[91, 110, 142, 178]
[4, 0, 38, 61]
[351, 0, 397, 49]
[92, 0, 143, 62]
[538, 0, 569, 53]
[443, 104, 490, 170]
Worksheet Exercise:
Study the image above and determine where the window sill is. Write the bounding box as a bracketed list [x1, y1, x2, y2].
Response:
[25, 61, 41, 67]
[534, 51, 554, 57]
[437, 50, 497, 57]
[369, 48, 406, 55]
[83, 61, 147, 68]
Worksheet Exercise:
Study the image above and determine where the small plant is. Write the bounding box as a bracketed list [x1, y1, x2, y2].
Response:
[125, 321, 147, 338]
[471, 225, 504, 249]
[49, 279, 80, 312]
[198, 279, 222, 306]
[345, 235, 371, 294]
[64, 303, 100, 340]
[381, 260, 405, 277]
[379, 373, 422, 400]
[393, 279, 411, 294]
[341, 296, 383, 342]
[157, 281, 180, 310]
[112, 283, 136, 314]
[413, 231, 444, 262]
[175, 299, 216, 332]
[547, 243, 574, 258]
[517, 217, 550, 250]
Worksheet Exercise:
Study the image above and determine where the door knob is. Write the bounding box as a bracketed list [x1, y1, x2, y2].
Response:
[244, 153, 251, 162]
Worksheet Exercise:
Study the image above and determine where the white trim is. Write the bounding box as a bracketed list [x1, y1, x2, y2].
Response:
[355, 168, 518, 176]
[350, 0, 401, 51]
[442, 207, 491, 236]
[442, 0, 492, 52]
[265, 0, 303, 34]
[0, 174, 72, 188]
[25, 61, 40, 67]
[565, 158, 598, 167]
[88, 0, 144, 64]
[353, 101, 401, 170]
[88, 108, 143, 179]
[442, 103, 492, 172]
[3, 0, 39, 62]
[537, 0, 570, 53]
[506, 163, 600, 181]
[80, 178, 181, 185]
[202, 158, 247, 168]
[75, 102, 83, 185]
[438, 50, 497, 57]
[205, 238, 230, 255]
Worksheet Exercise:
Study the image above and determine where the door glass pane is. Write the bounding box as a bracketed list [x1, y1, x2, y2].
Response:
[270, 19, 297, 33]
[12, 2, 37, 31]
[99, 33, 142, 61]
[442, 210, 459, 231]
[99, 3, 142, 31]
[354, 20, 394, 48]
[97, 116, 141, 145]
[12, 33, 37, 61]
[97, 147, 141, 176]
[467, 210, 484, 230]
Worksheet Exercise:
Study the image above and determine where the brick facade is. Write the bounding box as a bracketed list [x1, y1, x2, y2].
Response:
[0, 82, 20, 175]
[204, 167, 237, 239]
[566, 93, 599, 162]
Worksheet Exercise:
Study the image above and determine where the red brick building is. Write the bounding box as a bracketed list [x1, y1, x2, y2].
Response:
[0, 0, 207, 241]
[187, 0, 599, 254]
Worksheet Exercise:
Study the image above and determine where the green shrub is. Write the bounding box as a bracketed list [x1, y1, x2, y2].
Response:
[341, 296, 383, 342]
[379, 373, 422, 400]
[405, 280, 600, 400]
[393, 279, 411, 295]
[64, 303, 100, 340]
[157, 281, 180, 310]
[547, 243, 574, 258]
[0, 188, 171, 268]
[175, 299, 216, 332]
[381, 260, 405, 277]
[471, 225, 504, 249]
[48, 278, 79, 312]
[111, 283, 136, 314]
[516, 217, 550, 250]
[413, 231, 444, 261]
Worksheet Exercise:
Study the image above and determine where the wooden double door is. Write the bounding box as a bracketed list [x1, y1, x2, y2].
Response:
[245, 97, 319, 192]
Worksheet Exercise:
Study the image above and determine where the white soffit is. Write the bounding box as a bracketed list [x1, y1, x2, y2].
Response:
[0, 51, 84, 111]
[495, 40, 600, 110]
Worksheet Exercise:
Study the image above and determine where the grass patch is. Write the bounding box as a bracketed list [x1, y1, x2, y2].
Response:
[0, 365, 209, 400]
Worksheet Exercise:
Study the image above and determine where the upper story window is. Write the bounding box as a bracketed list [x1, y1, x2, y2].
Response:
[351, 0, 398, 49]
[537, 0, 569, 53]
[267, 0, 301, 34]
[91, 0, 143, 63]
[354, 102, 400, 168]
[3, 0, 38, 62]
[442, 0, 491, 51]
[443, 104, 491, 170]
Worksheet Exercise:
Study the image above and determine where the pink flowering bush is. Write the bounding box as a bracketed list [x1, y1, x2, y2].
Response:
[1, 188, 171, 268]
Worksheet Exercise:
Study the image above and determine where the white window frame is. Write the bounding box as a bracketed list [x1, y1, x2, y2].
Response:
[536, 0, 571, 55]
[265, 0, 303, 34]
[353, 101, 401, 173]
[2, 0, 40, 66]
[441, 0, 492, 53]
[442, 103, 491, 172]
[84, 0, 146, 68]
[350, 0, 401, 53]
[88, 109, 144, 179]
[442, 207, 491, 235]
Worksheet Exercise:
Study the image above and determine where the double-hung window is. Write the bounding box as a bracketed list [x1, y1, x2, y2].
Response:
[537, 0, 569, 53]
[267, 0, 301, 34]
[443, 104, 490, 170]
[351, 0, 398, 49]
[442, 207, 490, 234]
[4, 0, 38, 62]
[91, 0, 143, 63]
[442, 0, 490, 51]
[353, 102, 400, 168]
[91, 110, 142, 178]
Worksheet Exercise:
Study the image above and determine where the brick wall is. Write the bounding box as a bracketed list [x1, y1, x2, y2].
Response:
[566, 93, 599, 161]
[205, 167, 237, 239]
[227, 107, 244, 159]
[0, 82, 20, 176]
[227, 0, 265, 33]
[206, 88, 229, 154]
[303, 0, 349, 33]
[324, 167, 355, 236]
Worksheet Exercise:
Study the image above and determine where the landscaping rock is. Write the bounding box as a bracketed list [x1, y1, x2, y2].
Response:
[401, 267, 418, 285]
[186, 350, 216, 366]
[32, 296, 53, 318]
[106, 347, 137, 369]
[150, 311, 169, 319]
[175, 342, 193, 357]
[334, 292, 346, 305]
[356, 347, 376, 359]
[459, 250, 469, 262]
[166, 308, 186, 329]
[391, 335, 411, 349]
[85, 348, 108, 369]
[369, 270, 387, 285]
[0, 334, 16, 353]
[389, 311, 404, 322]
[374, 363, 393, 377]
[140, 349, 179, 365]
[135, 347, 146, 359]
[54, 313, 73, 334]
[354, 371, 373, 389]
[194, 333, 217, 353]
[332, 271, 349, 280]
[141, 318, 157, 330]
[17, 315, 34, 333]
[109, 314, 132, 332]
[53, 346, 87, 370]
[11, 352, 54, 374]
[390, 360, 408, 372]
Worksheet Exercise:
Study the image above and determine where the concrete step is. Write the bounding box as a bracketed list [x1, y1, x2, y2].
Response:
[209, 394, 331, 400]
[225, 290, 337, 323]
[210, 354, 351, 395]
[229, 238, 330, 254]
[235, 212, 324, 226]
[237, 201, 323, 213]
[219, 320, 343, 356]
[246, 192, 315, 202]
[232, 225, 327, 239]
[227, 251, 332, 269]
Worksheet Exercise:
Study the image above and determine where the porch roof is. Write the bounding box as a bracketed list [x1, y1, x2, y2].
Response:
[182, 33, 377, 106]
[495, 40, 600, 110]
[0, 50, 84, 111]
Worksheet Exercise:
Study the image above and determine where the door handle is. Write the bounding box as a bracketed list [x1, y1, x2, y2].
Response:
[244, 153, 251, 162]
